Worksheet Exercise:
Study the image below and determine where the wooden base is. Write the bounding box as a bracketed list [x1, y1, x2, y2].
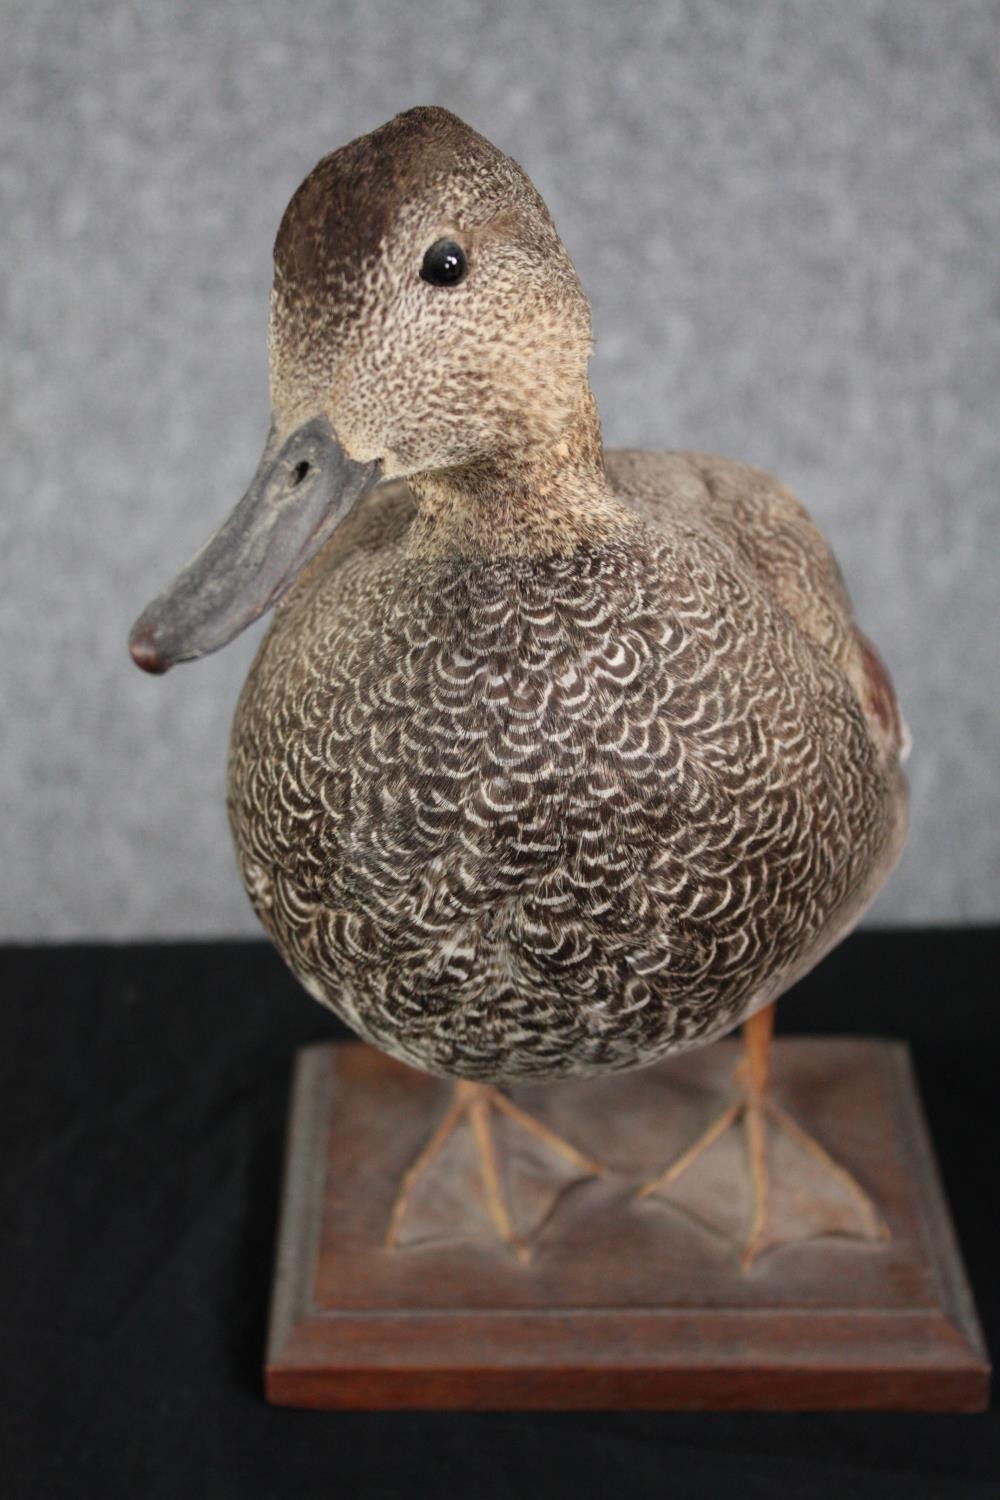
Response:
[265, 1039, 990, 1411]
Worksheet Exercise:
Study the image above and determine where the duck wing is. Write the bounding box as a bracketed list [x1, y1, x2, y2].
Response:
[606, 448, 909, 764]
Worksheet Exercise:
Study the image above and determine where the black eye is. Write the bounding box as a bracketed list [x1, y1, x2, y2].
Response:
[420, 238, 467, 287]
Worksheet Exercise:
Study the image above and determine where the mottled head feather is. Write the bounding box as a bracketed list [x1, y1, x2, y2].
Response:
[267, 107, 595, 481]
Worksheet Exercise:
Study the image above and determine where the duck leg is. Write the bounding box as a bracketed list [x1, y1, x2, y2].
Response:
[385, 1080, 606, 1262]
[637, 1003, 888, 1269]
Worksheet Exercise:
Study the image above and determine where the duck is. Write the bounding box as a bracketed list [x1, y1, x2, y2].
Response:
[129, 105, 909, 1266]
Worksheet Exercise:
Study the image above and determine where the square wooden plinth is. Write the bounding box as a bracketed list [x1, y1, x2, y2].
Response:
[265, 1039, 989, 1411]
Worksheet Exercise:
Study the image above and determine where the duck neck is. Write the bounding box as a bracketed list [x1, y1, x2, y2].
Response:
[405, 387, 633, 560]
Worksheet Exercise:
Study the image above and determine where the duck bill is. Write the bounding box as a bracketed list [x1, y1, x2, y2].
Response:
[128, 416, 382, 674]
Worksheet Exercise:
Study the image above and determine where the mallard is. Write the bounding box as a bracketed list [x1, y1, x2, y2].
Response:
[129, 106, 908, 1265]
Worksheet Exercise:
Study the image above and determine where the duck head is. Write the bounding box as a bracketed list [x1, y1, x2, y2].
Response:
[129, 106, 595, 674]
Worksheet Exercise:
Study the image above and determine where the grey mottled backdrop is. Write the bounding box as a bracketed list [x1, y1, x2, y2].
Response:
[3, 0, 998, 938]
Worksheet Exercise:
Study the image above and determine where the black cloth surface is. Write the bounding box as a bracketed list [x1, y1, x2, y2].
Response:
[0, 930, 996, 1499]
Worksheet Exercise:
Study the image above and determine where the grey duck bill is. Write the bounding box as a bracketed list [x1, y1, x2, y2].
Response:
[128, 416, 382, 674]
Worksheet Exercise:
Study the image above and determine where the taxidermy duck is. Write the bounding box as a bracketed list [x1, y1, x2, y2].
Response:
[129, 106, 908, 1266]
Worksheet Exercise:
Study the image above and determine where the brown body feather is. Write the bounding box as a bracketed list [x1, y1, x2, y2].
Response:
[227, 439, 907, 1083]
